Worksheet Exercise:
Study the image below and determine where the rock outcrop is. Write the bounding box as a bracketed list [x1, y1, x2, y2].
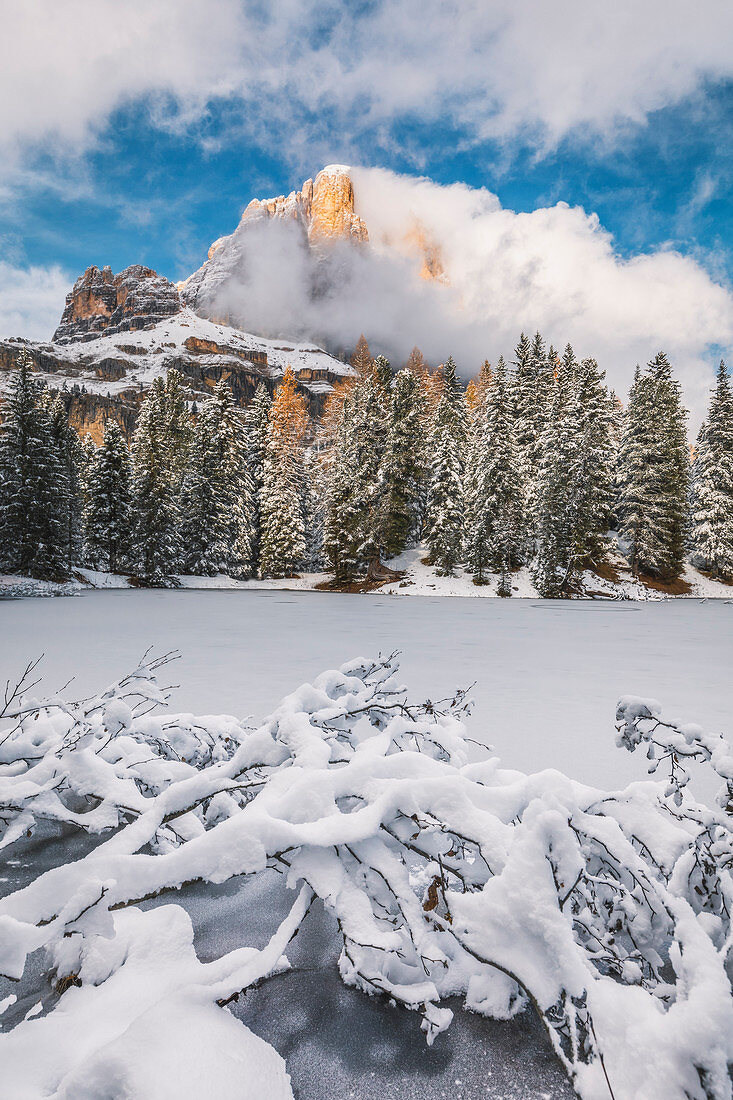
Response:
[179, 166, 368, 317]
[0, 172, 372, 438]
[54, 265, 181, 344]
[235, 165, 368, 249]
[0, 306, 353, 441]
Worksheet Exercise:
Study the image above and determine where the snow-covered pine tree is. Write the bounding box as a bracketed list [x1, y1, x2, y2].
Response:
[80, 432, 97, 485]
[323, 397, 361, 583]
[532, 345, 585, 597]
[380, 367, 426, 558]
[607, 389, 624, 531]
[0, 353, 68, 578]
[616, 364, 643, 535]
[463, 356, 524, 591]
[425, 358, 467, 575]
[533, 350, 615, 597]
[245, 382, 272, 574]
[259, 367, 309, 578]
[690, 360, 733, 579]
[78, 433, 98, 558]
[618, 352, 689, 582]
[302, 448, 327, 572]
[512, 331, 556, 553]
[373, 354, 393, 392]
[180, 381, 255, 577]
[572, 356, 616, 566]
[323, 372, 388, 581]
[512, 331, 534, 455]
[182, 384, 226, 576]
[221, 397, 256, 580]
[83, 419, 131, 574]
[404, 348, 442, 534]
[130, 371, 191, 583]
[159, 368, 192, 489]
[48, 394, 84, 567]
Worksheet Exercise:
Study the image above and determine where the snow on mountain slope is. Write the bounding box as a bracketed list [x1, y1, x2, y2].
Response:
[0, 306, 354, 440]
[6, 308, 351, 397]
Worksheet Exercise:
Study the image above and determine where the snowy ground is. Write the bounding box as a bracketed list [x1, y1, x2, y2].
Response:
[3, 543, 733, 601]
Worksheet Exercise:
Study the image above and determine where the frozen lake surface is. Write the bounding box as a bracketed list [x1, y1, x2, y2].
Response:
[2, 589, 731, 790]
[1, 591, 731, 1098]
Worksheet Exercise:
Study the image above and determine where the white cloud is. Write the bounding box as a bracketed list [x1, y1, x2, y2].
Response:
[208, 167, 733, 426]
[2, 1, 733, 165]
[0, 262, 70, 341]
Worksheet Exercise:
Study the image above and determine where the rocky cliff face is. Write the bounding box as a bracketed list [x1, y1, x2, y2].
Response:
[54, 265, 182, 344]
[180, 166, 368, 318]
[0, 172, 375, 438]
[236, 165, 368, 248]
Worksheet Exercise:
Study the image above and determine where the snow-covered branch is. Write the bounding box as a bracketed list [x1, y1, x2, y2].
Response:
[0, 656, 731, 1099]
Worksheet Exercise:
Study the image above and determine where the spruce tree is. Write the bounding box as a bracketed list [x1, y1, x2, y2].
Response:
[0, 353, 68, 579]
[424, 359, 467, 575]
[259, 368, 308, 578]
[48, 394, 84, 566]
[181, 381, 255, 577]
[572, 356, 616, 565]
[323, 373, 388, 580]
[618, 352, 689, 581]
[380, 367, 426, 558]
[83, 419, 131, 573]
[373, 354, 392, 392]
[532, 346, 614, 596]
[690, 361, 733, 579]
[78, 433, 98, 557]
[463, 356, 523, 591]
[512, 331, 555, 553]
[302, 449, 327, 573]
[323, 395, 362, 583]
[246, 383, 272, 573]
[533, 346, 584, 597]
[130, 371, 191, 583]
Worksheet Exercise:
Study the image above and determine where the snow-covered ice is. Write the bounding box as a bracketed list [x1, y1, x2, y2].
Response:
[1, 589, 730, 793]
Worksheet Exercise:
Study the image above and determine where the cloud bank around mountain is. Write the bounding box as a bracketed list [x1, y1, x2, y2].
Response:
[206, 166, 733, 426]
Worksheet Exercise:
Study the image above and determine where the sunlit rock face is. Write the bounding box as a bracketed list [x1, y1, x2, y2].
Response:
[178, 165, 449, 339]
[233, 166, 368, 248]
[179, 166, 369, 319]
[306, 166, 370, 245]
[54, 265, 182, 344]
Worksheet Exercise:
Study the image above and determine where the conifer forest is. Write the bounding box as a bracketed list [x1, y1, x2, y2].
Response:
[2, 334, 731, 596]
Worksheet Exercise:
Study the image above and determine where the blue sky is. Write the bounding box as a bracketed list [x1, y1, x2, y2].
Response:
[7, 86, 733, 288]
